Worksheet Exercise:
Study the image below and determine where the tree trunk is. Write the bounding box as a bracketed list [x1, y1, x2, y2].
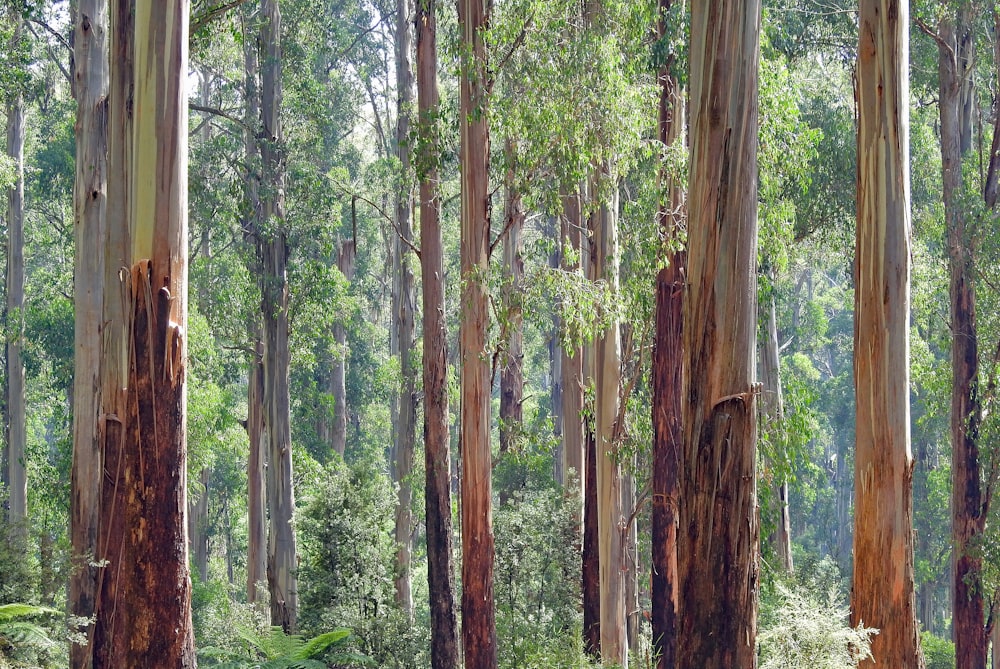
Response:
[852, 1, 922, 666]
[5, 12, 26, 531]
[94, 3, 197, 665]
[69, 1, 108, 665]
[651, 1, 684, 662]
[678, 1, 761, 667]
[591, 182, 626, 668]
[932, 7, 987, 669]
[247, 340, 267, 604]
[332, 238, 356, 460]
[549, 224, 563, 484]
[392, 0, 417, 620]
[416, 3, 460, 665]
[258, 0, 298, 633]
[760, 280, 793, 574]
[190, 468, 210, 582]
[582, 367, 601, 658]
[561, 188, 584, 527]
[457, 0, 497, 664]
[499, 140, 524, 464]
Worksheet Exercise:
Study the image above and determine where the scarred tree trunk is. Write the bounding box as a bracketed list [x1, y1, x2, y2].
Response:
[852, 0, 922, 666]
[651, 1, 684, 663]
[458, 0, 497, 664]
[93, 2, 196, 665]
[5, 11, 26, 531]
[69, 1, 108, 665]
[259, 0, 298, 633]
[678, 1, 761, 667]
[392, 0, 417, 619]
[416, 3, 459, 665]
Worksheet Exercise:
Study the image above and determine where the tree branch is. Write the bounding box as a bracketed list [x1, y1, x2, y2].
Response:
[191, 0, 252, 34]
[25, 21, 71, 85]
[189, 103, 251, 131]
[915, 16, 953, 55]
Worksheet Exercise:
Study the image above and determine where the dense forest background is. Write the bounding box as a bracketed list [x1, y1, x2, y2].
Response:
[0, 0, 996, 667]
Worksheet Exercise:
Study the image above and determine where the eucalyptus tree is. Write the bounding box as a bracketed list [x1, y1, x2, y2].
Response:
[851, 0, 922, 666]
[678, 0, 761, 667]
[92, 1, 197, 665]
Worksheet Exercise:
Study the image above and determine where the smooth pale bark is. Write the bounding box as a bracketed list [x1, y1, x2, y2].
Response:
[258, 0, 298, 633]
[852, 1, 922, 667]
[760, 284, 793, 574]
[191, 468, 210, 581]
[93, 2, 196, 665]
[458, 0, 497, 665]
[5, 13, 26, 531]
[650, 1, 683, 662]
[678, 1, 761, 667]
[924, 7, 988, 669]
[416, 3, 460, 664]
[561, 189, 584, 525]
[332, 238, 356, 460]
[69, 2, 108, 665]
[392, 0, 417, 620]
[499, 141, 524, 461]
[591, 184, 626, 668]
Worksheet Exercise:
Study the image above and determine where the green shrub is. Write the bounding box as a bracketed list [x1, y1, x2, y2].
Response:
[920, 631, 954, 669]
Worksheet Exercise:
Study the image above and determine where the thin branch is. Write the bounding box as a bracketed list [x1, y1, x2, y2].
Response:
[915, 16, 953, 55]
[25, 22, 71, 85]
[330, 180, 421, 258]
[191, 0, 252, 34]
[29, 18, 72, 54]
[189, 103, 251, 131]
[489, 14, 533, 93]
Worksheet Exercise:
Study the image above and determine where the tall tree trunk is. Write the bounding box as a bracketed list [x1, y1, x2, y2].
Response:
[457, 0, 497, 664]
[94, 2, 197, 665]
[247, 340, 267, 603]
[190, 468, 210, 582]
[69, 1, 108, 665]
[930, 7, 987, 669]
[678, 1, 761, 667]
[852, 0, 922, 666]
[591, 182, 626, 668]
[651, 3, 684, 664]
[760, 280, 793, 574]
[582, 357, 601, 658]
[5, 12, 26, 531]
[561, 188, 584, 526]
[549, 224, 563, 484]
[499, 140, 524, 464]
[258, 0, 298, 633]
[332, 237, 356, 460]
[416, 3, 460, 665]
[392, 0, 417, 620]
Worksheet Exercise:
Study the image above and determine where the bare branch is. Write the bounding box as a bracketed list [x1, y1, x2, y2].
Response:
[191, 0, 252, 34]
[189, 103, 251, 131]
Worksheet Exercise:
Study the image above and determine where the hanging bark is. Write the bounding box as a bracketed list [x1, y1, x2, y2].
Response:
[650, 2, 684, 664]
[392, 0, 417, 620]
[852, 0, 922, 666]
[69, 1, 108, 665]
[5, 11, 26, 531]
[416, 2, 459, 664]
[678, 1, 761, 667]
[257, 0, 298, 633]
[457, 0, 497, 664]
[499, 140, 524, 462]
[93, 2, 196, 665]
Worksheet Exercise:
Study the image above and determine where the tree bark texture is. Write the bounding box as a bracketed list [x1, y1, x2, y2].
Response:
[500, 141, 524, 461]
[591, 184, 626, 668]
[852, 1, 922, 667]
[247, 341, 267, 604]
[458, 0, 497, 665]
[582, 341, 600, 659]
[417, 3, 460, 664]
[933, 8, 986, 669]
[678, 1, 761, 667]
[651, 1, 684, 661]
[258, 0, 298, 633]
[5, 13, 26, 531]
[93, 2, 196, 665]
[392, 0, 417, 620]
[70, 2, 108, 665]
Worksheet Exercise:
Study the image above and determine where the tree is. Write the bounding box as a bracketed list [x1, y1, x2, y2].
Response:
[416, 2, 459, 665]
[258, 0, 298, 633]
[457, 0, 497, 664]
[678, 0, 761, 667]
[92, 0, 197, 664]
[651, 1, 684, 666]
[69, 0, 108, 665]
[851, 0, 923, 666]
[5, 5, 26, 531]
[391, 0, 417, 620]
